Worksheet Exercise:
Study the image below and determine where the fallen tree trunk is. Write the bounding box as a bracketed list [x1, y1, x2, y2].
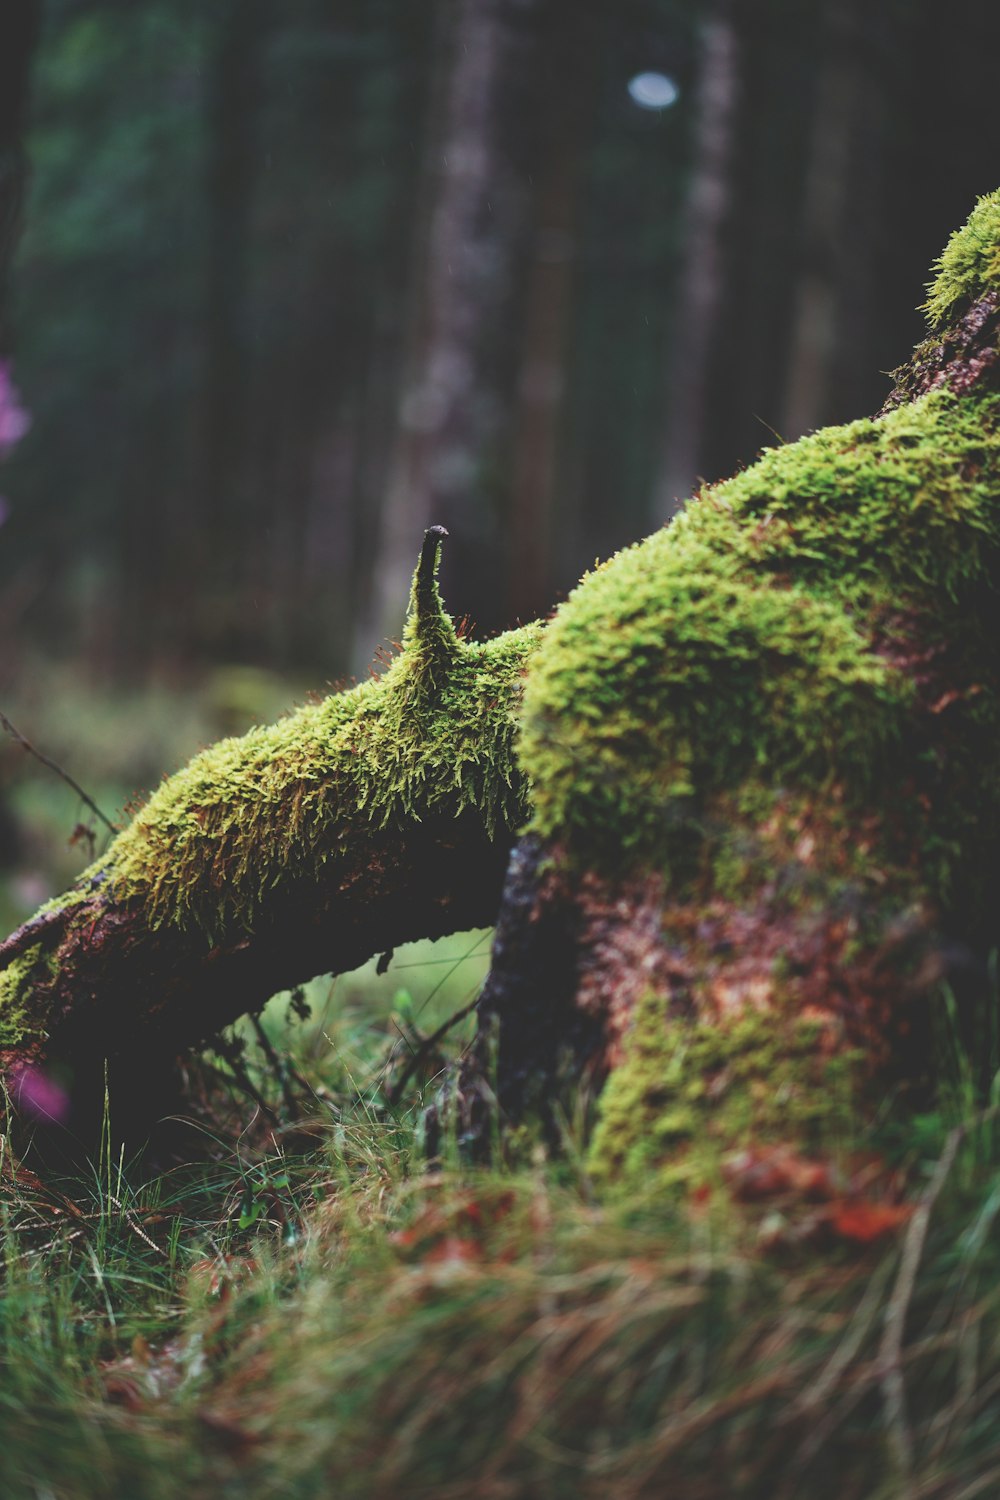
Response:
[0, 528, 539, 1137]
[3, 196, 1000, 1203]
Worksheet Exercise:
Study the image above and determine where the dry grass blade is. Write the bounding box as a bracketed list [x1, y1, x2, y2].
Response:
[879, 1110, 999, 1486]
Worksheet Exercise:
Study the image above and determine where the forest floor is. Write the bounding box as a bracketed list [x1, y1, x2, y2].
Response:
[1, 670, 1000, 1499]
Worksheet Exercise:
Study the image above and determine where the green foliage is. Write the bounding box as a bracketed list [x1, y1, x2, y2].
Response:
[0, 989, 999, 1499]
[923, 187, 1000, 327]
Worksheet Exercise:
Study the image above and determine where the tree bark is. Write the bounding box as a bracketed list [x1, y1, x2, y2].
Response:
[506, 0, 594, 625]
[780, 0, 887, 443]
[197, 0, 265, 636]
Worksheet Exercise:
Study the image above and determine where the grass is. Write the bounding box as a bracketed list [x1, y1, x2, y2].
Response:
[0, 961, 997, 1500]
[4, 672, 1000, 1496]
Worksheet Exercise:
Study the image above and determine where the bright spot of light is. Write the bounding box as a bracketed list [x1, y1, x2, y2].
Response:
[627, 71, 680, 111]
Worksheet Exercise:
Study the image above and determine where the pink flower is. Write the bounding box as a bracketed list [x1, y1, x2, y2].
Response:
[14, 1063, 71, 1127]
[0, 360, 30, 458]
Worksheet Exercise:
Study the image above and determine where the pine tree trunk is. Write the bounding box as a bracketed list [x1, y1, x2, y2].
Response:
[360, 0, 538, 659]
[654, 0, 740, 522]
[0, 0, 40, 349]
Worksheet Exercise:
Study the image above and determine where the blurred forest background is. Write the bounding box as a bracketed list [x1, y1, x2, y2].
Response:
[2, 0, 1000, 928]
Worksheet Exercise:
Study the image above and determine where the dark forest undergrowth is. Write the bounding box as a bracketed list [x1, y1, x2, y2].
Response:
[1, 955, 999, 1500]
[3, 675, 1000, 1498]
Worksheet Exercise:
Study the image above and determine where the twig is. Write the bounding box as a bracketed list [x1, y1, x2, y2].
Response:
[249, 1013, 313, 1120]
[209, 1038, 279, 1127]
[0, 708, 116, 833]
[385, 997, 478, 1108]
[414, 524, 449, 615]
[103, 1193, 169, 1260]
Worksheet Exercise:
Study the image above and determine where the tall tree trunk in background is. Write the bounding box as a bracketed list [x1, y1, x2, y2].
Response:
[653, 0, 739, 523]
[507, 1, 592, 627]
[275, 2, 433, 674]
[0, 0, 40, 849]
[0, 1, 41, 352]
[198, 0, 264, 638]
[780, 0, 883, 440]
[117, 0, 266, 665]
[360, 0, 538, 661]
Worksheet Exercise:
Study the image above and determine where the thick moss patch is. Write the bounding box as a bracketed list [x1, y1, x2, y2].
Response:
[521, 379, 1000, 1199]
[104, 632, 538, 940]
[518, 390, 1000, 870]
[103, 547, 540, 939]
[0, 538, 541, 1044]
[588, 990, 862, 1196]
[923, 189, 1000, 328]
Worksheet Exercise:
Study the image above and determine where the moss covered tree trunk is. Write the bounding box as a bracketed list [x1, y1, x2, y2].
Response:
[456, 195, 1000, 1218]
[3, 196, 1000, 1200]
[0, 529, 539, 1139]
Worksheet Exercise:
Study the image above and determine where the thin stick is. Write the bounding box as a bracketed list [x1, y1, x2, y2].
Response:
[0, 708, 116, 833]
[385, 997, 478, 1108]
[250, 1013, 312, 1120]
[210, 1038, 279, 1127]
[878, 1113, 998, 1484]
[103, 1193, 169, 1260]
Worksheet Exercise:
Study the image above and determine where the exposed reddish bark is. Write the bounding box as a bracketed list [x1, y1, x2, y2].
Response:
[881, 291, 1000, 413]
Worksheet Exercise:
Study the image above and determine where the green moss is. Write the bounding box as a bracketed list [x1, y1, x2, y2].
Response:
[519, 390, 1000, 871]
[704, 782, 906, 916]
[588, 990, 862, 1195]
[0, 881, 110, 1045]
[11, 535, 541, 956]
[0, 944, 51, 1046]
[106, 545, 539, 938]
[923, 188, 1000, 328]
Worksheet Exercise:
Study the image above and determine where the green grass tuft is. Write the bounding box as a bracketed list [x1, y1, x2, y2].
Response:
[0, 954, 997, 1499]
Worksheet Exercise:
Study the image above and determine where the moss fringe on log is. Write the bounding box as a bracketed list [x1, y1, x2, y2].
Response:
[0, 528, 539, 1133]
